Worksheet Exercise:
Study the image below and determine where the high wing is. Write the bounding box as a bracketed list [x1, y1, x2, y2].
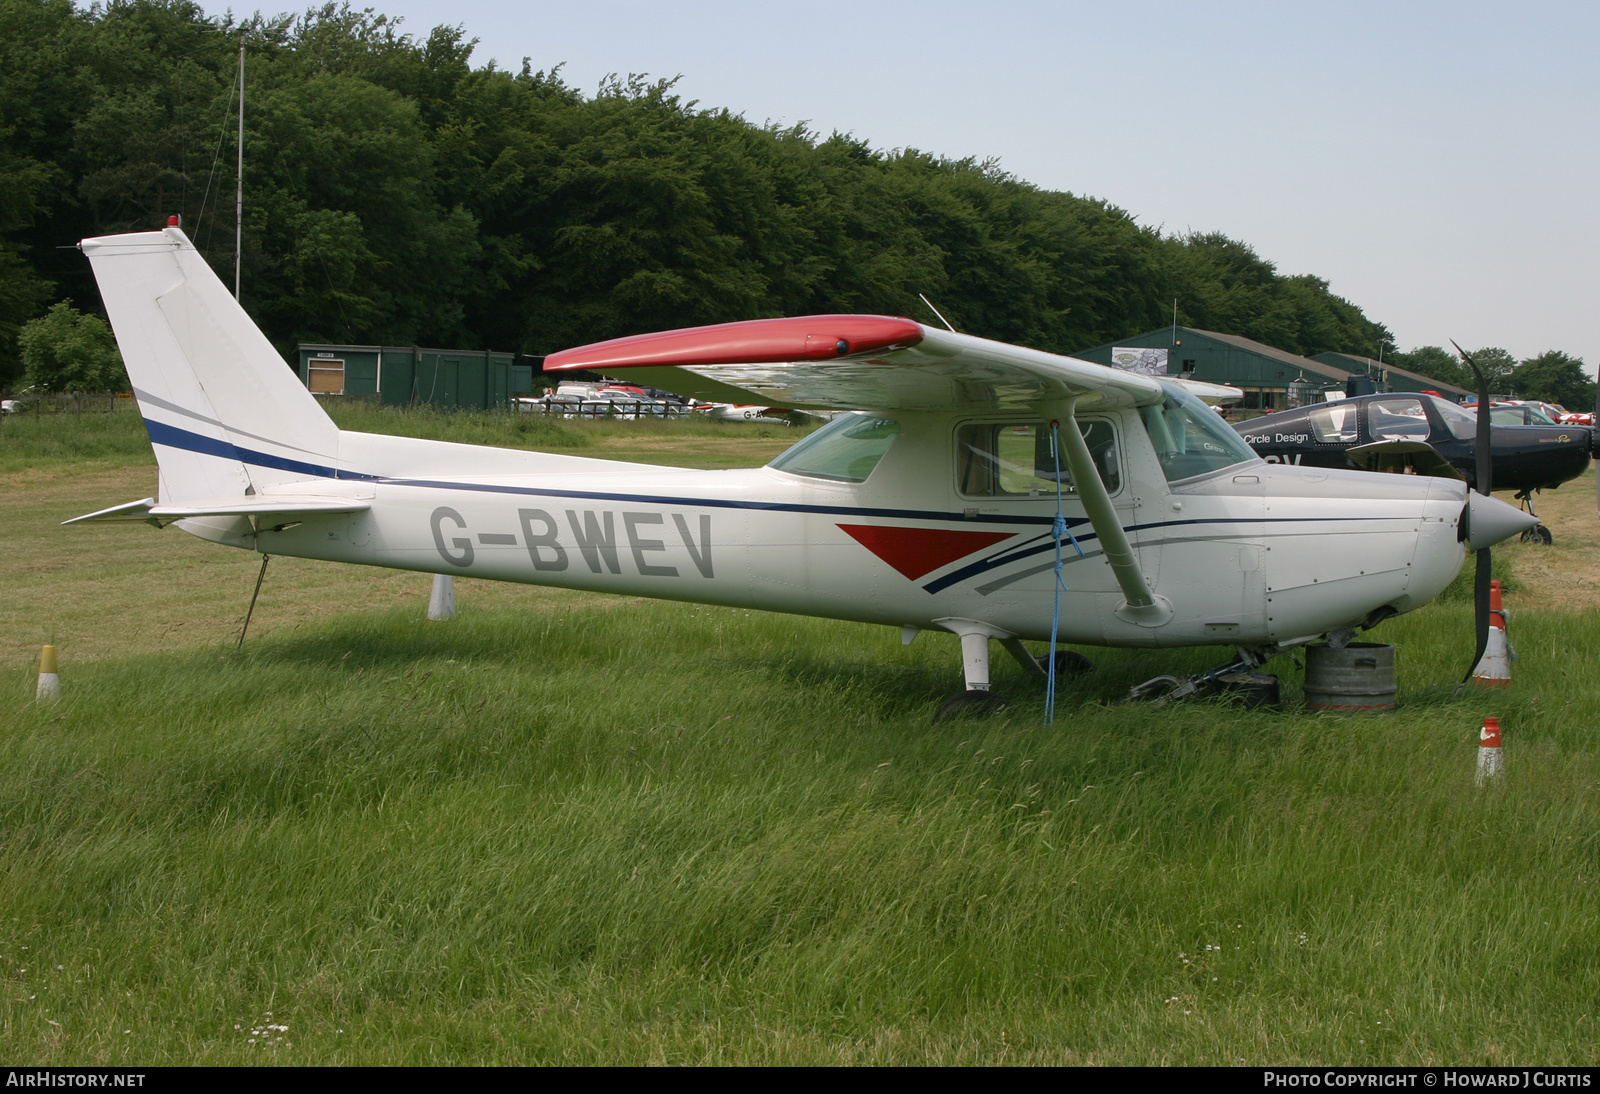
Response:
[544, 316, 1204, 412]
[547, 314, 1238, 629]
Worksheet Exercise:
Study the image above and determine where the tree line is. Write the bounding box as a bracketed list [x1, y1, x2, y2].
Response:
[0, 0, 1589, 410]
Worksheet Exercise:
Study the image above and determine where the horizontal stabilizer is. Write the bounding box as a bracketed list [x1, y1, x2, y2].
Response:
[61, 498, 162, 526]
[64, 495, 371, 526]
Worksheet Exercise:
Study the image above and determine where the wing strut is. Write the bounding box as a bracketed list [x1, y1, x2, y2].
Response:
[1055, 401, 1172, 627]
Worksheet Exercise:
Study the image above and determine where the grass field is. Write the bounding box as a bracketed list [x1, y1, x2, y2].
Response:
[2, 406, 1598, 1064]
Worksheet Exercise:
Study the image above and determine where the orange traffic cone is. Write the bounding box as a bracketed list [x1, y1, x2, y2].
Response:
[1472, 579, 1512, 687]
[1476, 716, 1503, 786]
[35, 645, 60, 701]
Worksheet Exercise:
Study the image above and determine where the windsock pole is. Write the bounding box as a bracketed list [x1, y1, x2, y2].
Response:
[1476, 716, 1503, 786]
[36, 645, 60, 701]
[1472, 579, 1512, 687]
[428, 574, 456, 621]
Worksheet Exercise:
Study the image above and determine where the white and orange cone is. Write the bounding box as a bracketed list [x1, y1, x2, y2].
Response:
[1472, 579, 1512, 687]
[1476, 716, 1503, 786]
[35, 645, 60, 701]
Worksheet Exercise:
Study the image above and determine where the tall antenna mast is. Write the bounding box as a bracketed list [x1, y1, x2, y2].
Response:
[234, 29, 245, 301]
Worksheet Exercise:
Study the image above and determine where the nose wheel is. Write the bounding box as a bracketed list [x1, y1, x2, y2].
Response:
[1514, 489, 1553, 544]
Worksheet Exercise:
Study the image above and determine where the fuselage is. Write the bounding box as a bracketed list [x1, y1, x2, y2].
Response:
[177, 406, 1472, 649]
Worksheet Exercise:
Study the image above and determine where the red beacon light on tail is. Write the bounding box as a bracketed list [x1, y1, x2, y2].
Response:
[167, 214, 181, 227]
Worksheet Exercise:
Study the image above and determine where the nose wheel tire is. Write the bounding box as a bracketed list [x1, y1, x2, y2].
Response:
[1217, 671, 1282, 707]
[933, 690, 1009, 724]
[1521, 523, 1553, 545]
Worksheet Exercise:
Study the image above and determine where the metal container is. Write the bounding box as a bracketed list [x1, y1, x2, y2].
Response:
[1303, 642, 1397, 712]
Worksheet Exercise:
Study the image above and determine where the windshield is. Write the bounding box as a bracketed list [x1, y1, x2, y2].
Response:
[769, 413, 901, 482]
[1430, 396, 1482, 440]
[1140, 382, 1259, 482]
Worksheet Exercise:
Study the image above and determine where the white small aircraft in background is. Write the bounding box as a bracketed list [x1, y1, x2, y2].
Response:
[68, 226, 1536, 718]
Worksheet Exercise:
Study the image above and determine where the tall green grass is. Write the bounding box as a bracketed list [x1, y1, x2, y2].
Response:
[2, 595, 1596, 1064]
[0, 402, 152, 472]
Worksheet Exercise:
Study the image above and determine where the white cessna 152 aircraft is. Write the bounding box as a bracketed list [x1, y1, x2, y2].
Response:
[70, 226, 1537, 718]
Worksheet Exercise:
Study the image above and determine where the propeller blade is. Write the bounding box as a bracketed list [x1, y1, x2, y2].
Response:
[1467, 547, 1491, 684]
[1451, 340, 1491, 495]
[1452, 341, 1494, 683]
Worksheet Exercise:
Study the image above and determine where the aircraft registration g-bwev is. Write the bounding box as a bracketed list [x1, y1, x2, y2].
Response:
[70, 226, 1537, 717]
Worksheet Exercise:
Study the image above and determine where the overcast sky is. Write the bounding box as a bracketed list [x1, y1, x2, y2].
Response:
[214, 0, 1598, 370]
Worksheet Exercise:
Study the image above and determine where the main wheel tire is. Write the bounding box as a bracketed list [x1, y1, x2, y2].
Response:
[932, 689, 1009, 724]
[1038, 649, 1096, 676]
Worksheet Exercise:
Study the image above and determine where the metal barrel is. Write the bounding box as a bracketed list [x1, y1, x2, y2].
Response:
[1303, 642, 1397, 712]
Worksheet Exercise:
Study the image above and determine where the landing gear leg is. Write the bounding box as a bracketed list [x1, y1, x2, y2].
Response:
[1000, 637, 1096, 679]
[932, 623, 1010, 723]
[1515, 489, 1553, 544]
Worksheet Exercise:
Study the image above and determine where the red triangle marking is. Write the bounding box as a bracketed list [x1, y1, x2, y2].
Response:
[837, 524, 1015, 581]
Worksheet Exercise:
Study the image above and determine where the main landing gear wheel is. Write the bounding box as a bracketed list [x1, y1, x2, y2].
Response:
[1038, 649, 1096, 676]
[933, 690, 1010, 724]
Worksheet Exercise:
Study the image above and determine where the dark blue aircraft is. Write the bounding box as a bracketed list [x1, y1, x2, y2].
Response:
[1232, 392, 1595, 542]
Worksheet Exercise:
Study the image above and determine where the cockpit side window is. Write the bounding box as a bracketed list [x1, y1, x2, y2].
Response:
[1367, 397, 1431, 442]
[1305, 403, 1359, 443]
[957, 420, 1120, 497]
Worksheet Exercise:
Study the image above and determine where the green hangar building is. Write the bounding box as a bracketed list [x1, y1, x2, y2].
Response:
[1310, 352, 1472, 400]
[1072, 327, 1469, 410]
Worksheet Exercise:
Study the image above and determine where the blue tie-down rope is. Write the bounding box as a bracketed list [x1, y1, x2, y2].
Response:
[1046, 422, 1085, 724]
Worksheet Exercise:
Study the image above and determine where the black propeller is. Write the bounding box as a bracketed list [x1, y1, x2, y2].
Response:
[1452, 340, 1492, 684]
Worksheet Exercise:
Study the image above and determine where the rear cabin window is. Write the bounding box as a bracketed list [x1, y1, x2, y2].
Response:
[957, 421, 1120, 496]
[768, 413, 901, 482]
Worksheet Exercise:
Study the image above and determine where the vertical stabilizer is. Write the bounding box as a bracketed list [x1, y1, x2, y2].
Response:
[81, 227, 340, 500]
